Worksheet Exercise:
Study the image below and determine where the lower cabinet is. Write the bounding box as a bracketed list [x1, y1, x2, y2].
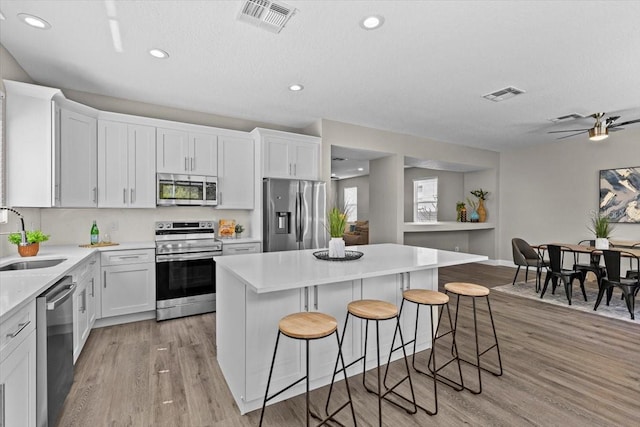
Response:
[221, 241, 261, 255]
[0, 301, 37, 427]
[71, 254, 100, 363]
[100, 249, 156, 318]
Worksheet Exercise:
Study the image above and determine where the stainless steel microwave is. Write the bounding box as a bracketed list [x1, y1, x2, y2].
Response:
[157, 174, 218, 206]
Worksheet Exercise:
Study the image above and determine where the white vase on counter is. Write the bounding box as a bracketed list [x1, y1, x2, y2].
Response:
[595, 238, 609, 250]
[329, 237, 346, 258]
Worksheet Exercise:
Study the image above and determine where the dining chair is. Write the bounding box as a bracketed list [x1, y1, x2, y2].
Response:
[540, 245, 586, 305]
[596, 250, 640, 320]
[511, 238, 546, 292]
[625, 243, 640, 280]
[572, 239, 607, 289]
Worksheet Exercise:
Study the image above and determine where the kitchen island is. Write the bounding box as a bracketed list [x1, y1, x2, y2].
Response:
[215, 243, 487, 414]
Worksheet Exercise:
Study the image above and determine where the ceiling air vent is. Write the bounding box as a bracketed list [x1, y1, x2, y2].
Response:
[548, 113, 586, 123]
[482, 86, 526, 102]
[238, 0, 297, 34]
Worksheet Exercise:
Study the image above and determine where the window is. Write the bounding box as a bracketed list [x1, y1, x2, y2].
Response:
[343, 186, 357, 222]
[413, 177, 437, 222]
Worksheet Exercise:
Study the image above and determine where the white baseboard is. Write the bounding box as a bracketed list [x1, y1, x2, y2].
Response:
[93, 310, 156, 328]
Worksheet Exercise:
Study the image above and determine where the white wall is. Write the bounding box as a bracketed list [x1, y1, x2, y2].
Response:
[498, 128, 640, 263]
[336, 175, 370, 221]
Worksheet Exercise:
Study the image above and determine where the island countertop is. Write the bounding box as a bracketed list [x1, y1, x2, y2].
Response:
[214, 243, 487, 294]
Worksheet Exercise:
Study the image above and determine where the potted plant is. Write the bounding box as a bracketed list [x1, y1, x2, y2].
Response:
[234, 224, 245, 239]
[588, 213, 614, 249]
[327, 207, 349, 257]
[470, 189, 489, 222]
[8, 230, 50, 257]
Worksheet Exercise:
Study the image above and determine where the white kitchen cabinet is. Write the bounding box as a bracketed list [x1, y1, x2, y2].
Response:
[156, 128, 218, 175]
[0, 300, 37, 427]
[98, 120, 156, 208]
[254, 128, 320, 180]
[222, 241, 261, 255]
[100, 249, 156, 318]
[57, 108, 98, 207]
[71, 254, 100, 362]
[4, 80, 99, 207]
[217, 134, 255, 209]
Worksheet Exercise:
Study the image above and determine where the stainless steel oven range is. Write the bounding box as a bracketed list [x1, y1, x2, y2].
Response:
[155, 221, 222, 321]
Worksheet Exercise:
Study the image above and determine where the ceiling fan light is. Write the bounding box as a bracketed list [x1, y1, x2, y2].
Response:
[588, 127, 609, 141]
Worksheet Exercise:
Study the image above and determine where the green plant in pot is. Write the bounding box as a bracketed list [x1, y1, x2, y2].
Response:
[327, 207, 349, 257]
[234, 224, 245, 238]
[8, 230, 50, 257]
[588, 213, 614, 249]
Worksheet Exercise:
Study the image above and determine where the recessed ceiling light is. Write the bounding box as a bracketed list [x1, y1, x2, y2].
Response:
[18, 13, 51, 29]
[289, 84, 304, 91]
[149, 48, 169, 59]
[360, 15, 384, 30]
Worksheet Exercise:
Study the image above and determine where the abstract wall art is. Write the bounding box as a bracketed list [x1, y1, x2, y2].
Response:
[599, 166, 640, 223]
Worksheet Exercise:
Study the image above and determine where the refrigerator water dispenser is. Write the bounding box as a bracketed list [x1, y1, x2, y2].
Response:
[276, 212, 290, 234]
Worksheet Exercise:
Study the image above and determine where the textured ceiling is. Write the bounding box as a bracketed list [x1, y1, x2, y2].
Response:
[1, 0, 640, 152]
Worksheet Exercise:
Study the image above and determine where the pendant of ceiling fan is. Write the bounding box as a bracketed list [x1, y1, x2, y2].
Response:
[548, 112, 640, 141]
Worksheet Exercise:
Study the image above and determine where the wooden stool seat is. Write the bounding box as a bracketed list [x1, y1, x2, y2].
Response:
[279, 312, 338, 339]
[403, 289, 449, 305]
[444, 282, 490, 297]
[348, 299, 398, 320]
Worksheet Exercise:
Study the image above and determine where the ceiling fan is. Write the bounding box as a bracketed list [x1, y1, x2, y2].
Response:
[548, 112, 640, 141]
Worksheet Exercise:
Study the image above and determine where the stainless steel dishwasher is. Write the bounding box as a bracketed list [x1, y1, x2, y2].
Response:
[36, 276, 76, 427]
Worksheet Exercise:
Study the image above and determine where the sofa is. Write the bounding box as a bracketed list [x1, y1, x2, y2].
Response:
[343, 220, 369, 246]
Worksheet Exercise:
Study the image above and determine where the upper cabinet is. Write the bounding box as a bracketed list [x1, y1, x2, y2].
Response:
[98, 120, 156, 208]
[254, 128, 321, 180]
[156, 128, 218, 175]
[4, 80, 98, 207]
[217, 134, 255, 209]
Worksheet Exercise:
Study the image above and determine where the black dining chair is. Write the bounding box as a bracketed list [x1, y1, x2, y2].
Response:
[572, 239, 607, 290]
[596, 250, 640, 320]
[540, 245, 586, 305]
[511, 238, 546, 292]
[625, 243, 639, 280]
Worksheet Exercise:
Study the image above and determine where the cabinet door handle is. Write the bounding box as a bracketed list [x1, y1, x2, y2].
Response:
[93, 187, 97, 203]
[304, 287, 309, 311]
[191, 157, 195, 171]
[185, 157, 188, 171]
[1, 383, 5, 427]
[91, 278, 95, 297]
[130, 188, 135, 204]
[6, 320, 30, 339]
[123, 188, 127, 204]
[399, 273, 404, 290]
[118, 255, 141, 260]
[313, 285, 318, 310]
[81, 290, 87, 313]
[294, 163, 297, 176]
[406, 272, 410, 290]
[289, 163, 292, 175]
[103, 271, 107, 288]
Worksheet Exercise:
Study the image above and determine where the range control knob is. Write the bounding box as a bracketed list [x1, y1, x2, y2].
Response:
[157, 223, 164, 229]
[207, 222, 212, 228]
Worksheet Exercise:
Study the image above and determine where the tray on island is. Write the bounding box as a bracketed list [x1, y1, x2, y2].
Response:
[313, 250, 364, 261]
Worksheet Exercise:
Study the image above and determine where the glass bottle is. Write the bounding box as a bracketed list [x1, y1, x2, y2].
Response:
[90, 220, 100, 245]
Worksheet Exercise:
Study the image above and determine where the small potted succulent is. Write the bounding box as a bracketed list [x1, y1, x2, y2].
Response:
[8, 230, 50, 257]
[234, 224, 245, 239]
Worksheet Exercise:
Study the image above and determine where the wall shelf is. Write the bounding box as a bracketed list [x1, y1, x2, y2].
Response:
[403, 221, 495, 233]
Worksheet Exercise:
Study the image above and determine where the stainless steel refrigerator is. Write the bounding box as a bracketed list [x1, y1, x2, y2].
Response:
[263, 178, 327, 252]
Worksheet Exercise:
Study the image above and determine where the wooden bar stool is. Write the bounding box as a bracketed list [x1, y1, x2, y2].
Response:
[326, 299, 417, 426]
[444, 282, 503, 394]
[384, 289, 463, 415]
[259, 312, 357, 427]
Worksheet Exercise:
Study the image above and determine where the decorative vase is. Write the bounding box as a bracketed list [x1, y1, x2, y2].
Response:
[477, 199, 487, 222]
[236, 233, 242, 239]
[595, 238, 609, 250]
[18, 243, 39, 257]
[329, 237, 346, 258]
[470, 210, 479, 223]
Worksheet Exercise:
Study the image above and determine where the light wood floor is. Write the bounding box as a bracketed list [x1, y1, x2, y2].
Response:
[57, 264, 640, 426]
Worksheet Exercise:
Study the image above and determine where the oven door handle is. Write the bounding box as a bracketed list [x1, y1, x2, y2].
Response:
[156, 252, 221, 263]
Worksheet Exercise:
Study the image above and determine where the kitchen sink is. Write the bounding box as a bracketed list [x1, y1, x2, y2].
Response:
[0, 258, 67, 272]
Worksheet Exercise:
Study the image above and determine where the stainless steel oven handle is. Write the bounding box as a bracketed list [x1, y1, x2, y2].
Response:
[46, 283, 76, 311]
[156, 252, 221, 262]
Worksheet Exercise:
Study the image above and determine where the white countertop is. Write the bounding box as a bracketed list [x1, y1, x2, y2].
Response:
[403, 222, 495, 232]
[215, 243, 487, 294]
[0, 242, 154, 323]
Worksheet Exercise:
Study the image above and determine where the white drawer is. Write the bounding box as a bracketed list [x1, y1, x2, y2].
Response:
[101, 249, 155, 266]
[222, 242, 261, 256]
[0, 300, 36, 363]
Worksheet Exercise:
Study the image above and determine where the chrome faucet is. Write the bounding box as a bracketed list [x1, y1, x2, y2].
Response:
[1, 207, 28, 246]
